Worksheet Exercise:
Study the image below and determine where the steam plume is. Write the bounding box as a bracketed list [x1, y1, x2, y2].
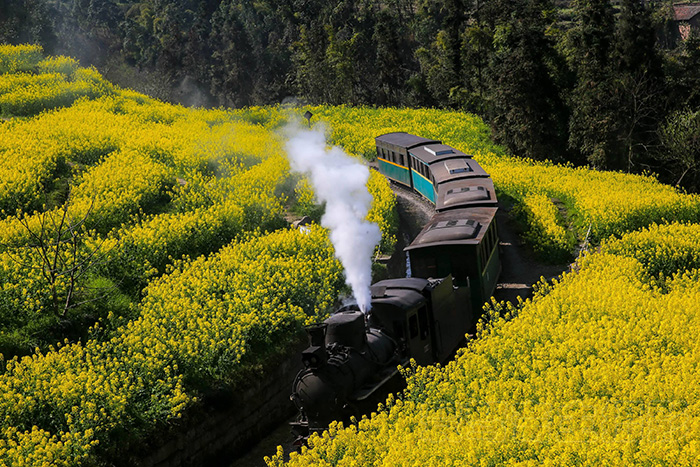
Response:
[285, 124, 382, 313]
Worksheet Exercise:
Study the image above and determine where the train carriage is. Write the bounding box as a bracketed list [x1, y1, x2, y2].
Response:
[428, 156, 490, 184]
[407, 143, 475, 203]
[436, 177, 498, 211]
[375, 132, 439, 188]
[405, 207, 501, 313]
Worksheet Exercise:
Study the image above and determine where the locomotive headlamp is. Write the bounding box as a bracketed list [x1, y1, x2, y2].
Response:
[302, 345, 327, 369]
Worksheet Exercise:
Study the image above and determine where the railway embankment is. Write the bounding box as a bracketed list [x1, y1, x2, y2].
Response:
[135, 338, 306, 467]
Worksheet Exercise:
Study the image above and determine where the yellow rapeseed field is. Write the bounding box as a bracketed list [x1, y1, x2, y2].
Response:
[1, 44, 699, 466]
[270, 223, 700, 466]
[0, 45, 396, 465]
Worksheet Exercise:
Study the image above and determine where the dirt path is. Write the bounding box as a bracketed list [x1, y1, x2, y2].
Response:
[387, 182, 570, 306]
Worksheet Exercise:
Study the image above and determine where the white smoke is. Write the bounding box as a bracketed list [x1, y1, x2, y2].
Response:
[285, 124, 382, 313]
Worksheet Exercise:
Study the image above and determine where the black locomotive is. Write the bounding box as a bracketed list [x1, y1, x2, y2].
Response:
[290, 276, 472, 442]
[290, 133, 501, 443]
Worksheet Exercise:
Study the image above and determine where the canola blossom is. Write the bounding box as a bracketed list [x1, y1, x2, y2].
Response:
[0, 45, 397, 465]
[270, 223, 700, 466]
[2, 44, 700, 466]
[513, 192, 577, 261]
[0, 227, 345, 466]
[0, 44, 43, 74]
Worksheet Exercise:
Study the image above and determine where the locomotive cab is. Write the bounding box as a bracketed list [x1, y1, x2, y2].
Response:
[369, 276, 472, 365]
[369, 280, 433, 366]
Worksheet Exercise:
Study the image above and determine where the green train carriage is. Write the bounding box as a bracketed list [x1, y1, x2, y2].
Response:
[405, 208, 501, 315]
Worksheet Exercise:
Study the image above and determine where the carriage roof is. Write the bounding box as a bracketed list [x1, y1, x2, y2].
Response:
[405, 207, 498, 250]
[375, 132, 440, 150]
[436, 178, 498, 211]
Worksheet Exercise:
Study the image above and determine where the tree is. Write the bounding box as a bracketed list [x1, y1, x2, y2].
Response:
[0, 0, 57, 48]
[484, 0, 568, 160]
[613, 0, 665, 172]
[8, 197, 114, 319]
[566, 0, 620, 168]
[658, 109, 700, 189]
[664, 31, 700, 112]
[414, 0, 473, 108]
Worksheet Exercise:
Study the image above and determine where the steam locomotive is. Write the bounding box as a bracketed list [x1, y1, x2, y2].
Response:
[290, 133, 501, 443]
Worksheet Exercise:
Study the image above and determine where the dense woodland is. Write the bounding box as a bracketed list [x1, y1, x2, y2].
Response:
[2, 0, 700, 190]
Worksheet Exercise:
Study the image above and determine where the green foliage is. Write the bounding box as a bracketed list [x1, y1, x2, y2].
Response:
[565, 0, 618, 168]
[485, 0, 569, 161]
[658, 109, 700, 188]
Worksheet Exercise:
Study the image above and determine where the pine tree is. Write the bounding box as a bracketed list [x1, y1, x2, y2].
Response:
[566, 0, 619, 168]
[484, 0, 568, 160]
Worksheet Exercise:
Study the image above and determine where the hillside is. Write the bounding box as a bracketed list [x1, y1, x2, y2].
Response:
[4, 0, 700, 192]
[1, 44, 700, 466]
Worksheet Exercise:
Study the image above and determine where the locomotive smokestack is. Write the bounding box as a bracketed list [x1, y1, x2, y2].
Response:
[284, 123, 382, 313]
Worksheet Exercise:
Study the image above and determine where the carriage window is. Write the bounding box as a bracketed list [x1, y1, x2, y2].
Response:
[479, 243, 486, 271]
[484, 226, 493, 259]
[418, 306, 429, 340]
[399, 154, 404, 166]
[409, 314, 419, 339]
[485, 225, 491, 248]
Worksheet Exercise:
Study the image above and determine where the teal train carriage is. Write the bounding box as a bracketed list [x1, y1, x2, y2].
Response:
[375, 132, 502, 315]
[375, 133, 439, 189]
[409, 144, 490, 204]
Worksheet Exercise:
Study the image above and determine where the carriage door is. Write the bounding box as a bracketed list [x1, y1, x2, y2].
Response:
[407, 305, 432, 365]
